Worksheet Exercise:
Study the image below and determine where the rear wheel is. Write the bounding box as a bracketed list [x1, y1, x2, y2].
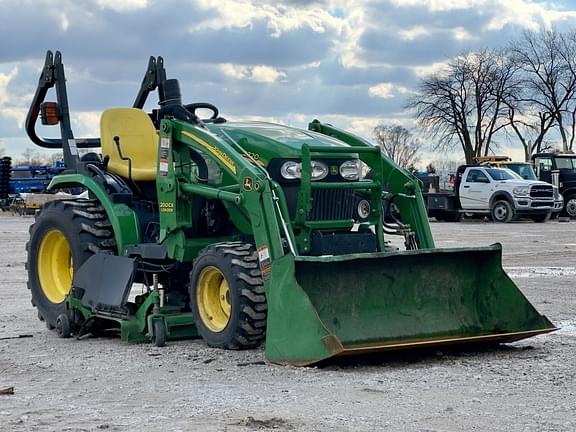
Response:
[189, 242, 267, 350]
[27, 199, 116, 329]
[491, 200, 513, 223]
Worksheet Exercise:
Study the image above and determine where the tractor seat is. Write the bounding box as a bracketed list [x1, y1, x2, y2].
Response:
[100, 108, 158, 182]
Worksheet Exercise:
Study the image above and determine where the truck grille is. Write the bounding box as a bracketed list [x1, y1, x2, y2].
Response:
[530, 185, 553, 198]
[309, 189, 356, 221]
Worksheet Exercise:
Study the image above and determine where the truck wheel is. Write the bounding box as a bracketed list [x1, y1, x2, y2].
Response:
[189, 242, 267, 350]
[491, 200, 513, 223]
[443, 212, 461, 222]
[27, 199, 116, 330]
[531, 213, 551, 223]
[563, 195, 576, 218]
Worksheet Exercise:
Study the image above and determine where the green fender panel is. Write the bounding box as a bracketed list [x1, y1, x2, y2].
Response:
[48, 174, 140, 255]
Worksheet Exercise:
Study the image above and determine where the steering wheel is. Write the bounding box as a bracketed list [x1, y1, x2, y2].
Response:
[184, 103, 219, 121]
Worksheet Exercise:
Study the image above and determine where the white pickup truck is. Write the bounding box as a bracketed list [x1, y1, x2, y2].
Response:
[425, 165, 556, 222]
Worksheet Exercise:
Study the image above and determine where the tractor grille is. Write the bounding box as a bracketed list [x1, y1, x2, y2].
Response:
[530, 185, 553, 198]
[309, 188, 356, 221]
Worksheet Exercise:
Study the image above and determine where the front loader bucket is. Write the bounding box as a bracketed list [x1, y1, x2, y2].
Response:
[264, 244, 556, 366]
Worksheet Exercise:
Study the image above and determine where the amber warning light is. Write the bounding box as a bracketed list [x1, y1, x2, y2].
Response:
[40, 102, 60, 125]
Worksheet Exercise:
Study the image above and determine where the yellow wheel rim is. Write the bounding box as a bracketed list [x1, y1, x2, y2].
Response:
[37, 229, 73, 304]
[196, 266, 231, 332]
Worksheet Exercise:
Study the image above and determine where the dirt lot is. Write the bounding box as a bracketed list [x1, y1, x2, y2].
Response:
[0, 214, 574, 432]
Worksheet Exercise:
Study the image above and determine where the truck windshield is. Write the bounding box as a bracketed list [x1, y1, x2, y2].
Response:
[505, 164, 537, 180]
[485, 168, 515, 181]
[555, 157, 576, 170]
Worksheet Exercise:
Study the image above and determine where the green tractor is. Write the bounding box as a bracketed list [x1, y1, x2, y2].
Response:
[24, 51, 556, 365]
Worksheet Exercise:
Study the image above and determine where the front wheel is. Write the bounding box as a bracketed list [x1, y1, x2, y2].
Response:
[531, 212, 551, 223]
[563, 194, 576, 218]
[491, 200, 513, 223]
[189, 242, 267, 350]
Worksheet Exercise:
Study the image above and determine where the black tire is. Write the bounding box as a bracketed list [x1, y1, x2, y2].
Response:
[26, 199, 116, 329]
[491, 200, 513, 223]
[563, 194, 576, 218]
[444, 212, 461, 222]
[531, 212, 551, 223]
[152, 320, 166, 347]
[189, 242, 267, 350]
[435, 212, 460, 222]
[56, 313, 71, 338]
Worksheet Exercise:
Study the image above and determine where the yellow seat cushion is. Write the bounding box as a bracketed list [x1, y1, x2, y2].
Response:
[100, 108, 158, 181]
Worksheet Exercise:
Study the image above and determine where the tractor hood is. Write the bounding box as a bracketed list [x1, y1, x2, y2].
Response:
[207, 121, 359, 165]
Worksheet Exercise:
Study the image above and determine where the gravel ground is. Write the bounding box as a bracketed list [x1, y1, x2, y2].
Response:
[0, 214, 574, 431]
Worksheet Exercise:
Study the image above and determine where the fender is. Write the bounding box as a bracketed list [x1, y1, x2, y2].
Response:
[560, 187, 576, 199]
[47, 174, 140, 254]
[489, 190, 515, 208]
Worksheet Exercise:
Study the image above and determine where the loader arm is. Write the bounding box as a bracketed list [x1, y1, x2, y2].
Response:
[308, 120, 434, 249]
[156, 118, 289, 263]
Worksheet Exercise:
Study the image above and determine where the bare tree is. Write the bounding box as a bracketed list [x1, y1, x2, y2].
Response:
[408, 49, 514, 164]
[508, 30, 576, 154]
[17, 149, 44, 166]
[373, 124, 421, 169]
[428, 158, 463, 173]
[43, 151, 64, 165]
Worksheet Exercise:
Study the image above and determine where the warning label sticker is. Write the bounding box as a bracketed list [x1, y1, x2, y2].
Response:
[159, 137, 170, 176]
[257, 245, 271, 281]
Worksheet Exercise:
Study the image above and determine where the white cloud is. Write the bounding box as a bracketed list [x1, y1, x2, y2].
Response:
[485, 0, 576, 31]
[412, 61, 449, 77]
[193, 0, 345, 38]
[220, 63, 285, 83]
[251, 65, 285, 83]
[73, 112, 101, 137]
[60, 12, 70, 31]
[400, 26, 431, 41]
[1, 108, 27, 129]
[0, 67, 18, 105]
[389, 0, 486, 12]
[220, 64, 248, 80]
[369, 82, 412, 99]
[369, 83, 395, 98]
[389, 0, 576, 32]
[96, 0, 148, 12]
[452, 26, 474, 41]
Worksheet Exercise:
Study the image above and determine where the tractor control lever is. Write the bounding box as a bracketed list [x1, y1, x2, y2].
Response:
[114, 136, 133, 184]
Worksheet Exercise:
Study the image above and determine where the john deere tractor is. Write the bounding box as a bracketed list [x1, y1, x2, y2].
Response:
[24, 51, 555, 365]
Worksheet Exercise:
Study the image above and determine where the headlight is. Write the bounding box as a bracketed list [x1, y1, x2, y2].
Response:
[310, 161, 328, 180]
[340, 160, 360, 180]
[280, 160, 328, 181]
[280, 161, 301, 179]
[513, 186, 529, 196]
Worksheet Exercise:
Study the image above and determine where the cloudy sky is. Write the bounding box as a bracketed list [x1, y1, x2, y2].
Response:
[1, 0, 576, 165]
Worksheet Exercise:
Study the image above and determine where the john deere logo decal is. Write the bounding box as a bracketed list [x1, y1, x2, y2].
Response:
[243, 177, 253, 191]
[330, 165, 338, 175]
